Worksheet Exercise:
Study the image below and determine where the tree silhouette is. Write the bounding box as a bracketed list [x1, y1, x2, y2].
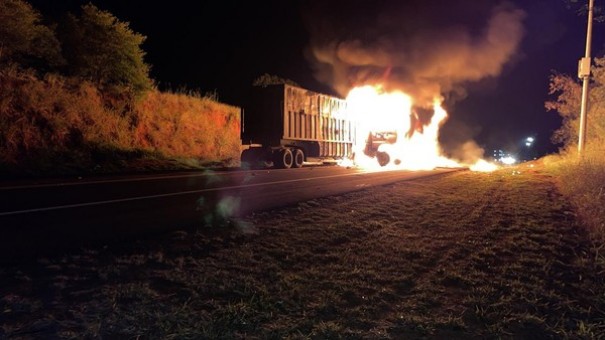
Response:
[563, 0, 605, 22]
[546, 56, 605, 149]
[252, 73, 299, 87]
[59, 3, 152, 94]
[0, 0, 63, 71]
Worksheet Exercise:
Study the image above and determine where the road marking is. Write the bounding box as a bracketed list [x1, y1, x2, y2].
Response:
[0, 167, 323, 190]
[0, 170, 235, 190]
[0, 169, 399, 216]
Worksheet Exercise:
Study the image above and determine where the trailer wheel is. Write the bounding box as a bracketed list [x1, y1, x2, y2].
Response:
[274, 148, 293, 169]
[292, 149, 304, 168]
[376, 151, 390, 167]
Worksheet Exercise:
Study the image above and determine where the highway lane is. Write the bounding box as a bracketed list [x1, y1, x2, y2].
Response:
[0, 166, 461, 259]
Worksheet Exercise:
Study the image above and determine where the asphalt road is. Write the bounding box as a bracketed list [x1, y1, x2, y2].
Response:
[0, 166, 461, 260]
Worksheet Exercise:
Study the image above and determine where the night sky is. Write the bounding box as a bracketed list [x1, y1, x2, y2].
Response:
[30, 0, 605, 159]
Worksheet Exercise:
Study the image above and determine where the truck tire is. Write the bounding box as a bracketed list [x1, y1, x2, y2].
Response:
[376, 151, 390, 167]
[274, 148, 293, 169]
[292, 149, 304, 168]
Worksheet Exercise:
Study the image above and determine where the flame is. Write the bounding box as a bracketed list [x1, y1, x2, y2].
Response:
[343, 85, 497, 172]
[470, 159, 499, 172]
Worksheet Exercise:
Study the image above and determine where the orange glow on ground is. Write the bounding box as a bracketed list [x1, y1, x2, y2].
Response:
[342, 85, 497, 172]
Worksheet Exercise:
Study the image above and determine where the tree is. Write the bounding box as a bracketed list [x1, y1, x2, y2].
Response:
[546, 56, 605, 150]
[563, 0, 605, 22]
[0, 0, 63, 71]
[59, 3, 152, 94]
[253, 73, 299, 87]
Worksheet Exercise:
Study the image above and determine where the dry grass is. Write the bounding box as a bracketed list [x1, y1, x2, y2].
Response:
[543, 147, 605, 243]
[136, 90, 240, 160]
[0, 69, 240, 176]
[1, 166, 604, 338]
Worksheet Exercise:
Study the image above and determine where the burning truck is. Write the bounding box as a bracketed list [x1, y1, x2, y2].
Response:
[240, 83, 396, 169]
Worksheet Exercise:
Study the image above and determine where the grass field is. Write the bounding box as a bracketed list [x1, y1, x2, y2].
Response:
[1, 164, 604, 338]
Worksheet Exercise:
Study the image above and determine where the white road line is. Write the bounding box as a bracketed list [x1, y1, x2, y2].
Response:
[0, 171, 372, 216]
[0, 170, 239, 190]
[0, 166, 340, 190]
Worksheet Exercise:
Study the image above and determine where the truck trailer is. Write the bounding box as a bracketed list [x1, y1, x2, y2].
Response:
[240, 84, 357, 168]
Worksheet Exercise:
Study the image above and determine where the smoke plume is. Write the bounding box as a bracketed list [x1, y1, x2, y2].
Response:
[304, 1, 526, 107]
[451, 140, 487, 165]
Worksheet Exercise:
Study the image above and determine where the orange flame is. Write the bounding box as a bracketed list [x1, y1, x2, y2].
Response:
[343, 85, 497, 172]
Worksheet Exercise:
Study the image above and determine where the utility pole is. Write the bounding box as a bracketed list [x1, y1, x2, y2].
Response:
[578, 0, 595, 156]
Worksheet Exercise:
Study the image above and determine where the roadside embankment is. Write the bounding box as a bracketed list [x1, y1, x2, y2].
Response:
[0, 70, 240, 178]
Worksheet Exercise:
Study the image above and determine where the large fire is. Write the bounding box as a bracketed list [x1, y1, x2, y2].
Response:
[344, 85, 497, 172]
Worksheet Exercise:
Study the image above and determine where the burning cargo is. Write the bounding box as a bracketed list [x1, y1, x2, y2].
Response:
[240, 83, 394, 168]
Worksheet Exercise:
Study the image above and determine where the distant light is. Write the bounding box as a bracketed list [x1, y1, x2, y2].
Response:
[500, 156, 517, 165]
[525, 142, 532, 147]
[526, 137, 534, 143]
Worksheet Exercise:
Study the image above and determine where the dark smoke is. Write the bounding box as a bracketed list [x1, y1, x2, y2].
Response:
[303, 0, 526, 107]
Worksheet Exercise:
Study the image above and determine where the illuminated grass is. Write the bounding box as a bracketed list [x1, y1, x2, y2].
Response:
[0, 70, 240, 177]
[1, 166, 604, 338]
[544, 149, 605, 243]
